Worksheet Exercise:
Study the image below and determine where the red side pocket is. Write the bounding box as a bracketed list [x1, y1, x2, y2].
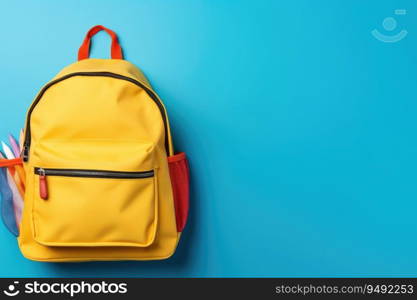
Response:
[168, 152, 189, 232]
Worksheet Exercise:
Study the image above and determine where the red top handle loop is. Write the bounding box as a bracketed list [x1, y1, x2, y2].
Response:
[78, 25, 123, 61]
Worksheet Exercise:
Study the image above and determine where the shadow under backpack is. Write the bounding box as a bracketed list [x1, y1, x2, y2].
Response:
[0, 25, 190, 262]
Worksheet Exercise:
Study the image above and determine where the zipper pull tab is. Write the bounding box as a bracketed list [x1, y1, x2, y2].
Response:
[38, 168, 48, 200]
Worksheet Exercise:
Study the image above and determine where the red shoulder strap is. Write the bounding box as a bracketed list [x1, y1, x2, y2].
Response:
[78, 25, 123, 61]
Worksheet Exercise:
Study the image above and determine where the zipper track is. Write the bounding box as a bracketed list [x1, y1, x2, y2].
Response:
[22, 71, 170, 162]
[34, 167, 154, 179]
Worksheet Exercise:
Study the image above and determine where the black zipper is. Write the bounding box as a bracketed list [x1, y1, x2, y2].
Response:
[34, 167, 154, 179]
[22, 71, 170, 162]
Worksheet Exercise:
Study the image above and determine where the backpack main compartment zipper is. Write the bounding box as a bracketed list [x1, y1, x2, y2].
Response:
[22, 72, 170, 162]
[34, 167, 154, 200]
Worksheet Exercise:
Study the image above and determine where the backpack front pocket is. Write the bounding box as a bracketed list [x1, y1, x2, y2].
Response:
[29, 141, 159, 247]
[32, 166, 157, 247]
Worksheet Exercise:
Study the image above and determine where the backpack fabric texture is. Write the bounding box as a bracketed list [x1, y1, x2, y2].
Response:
[0, 25, 190, 262]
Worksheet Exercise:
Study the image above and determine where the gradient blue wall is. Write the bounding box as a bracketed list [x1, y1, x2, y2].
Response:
[0, 0, 416, 277]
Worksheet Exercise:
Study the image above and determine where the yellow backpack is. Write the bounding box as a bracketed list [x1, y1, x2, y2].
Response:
[0, 25, 189, 262]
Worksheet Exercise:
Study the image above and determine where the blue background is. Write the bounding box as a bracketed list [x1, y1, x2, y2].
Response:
[0, 0, 416, 277]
